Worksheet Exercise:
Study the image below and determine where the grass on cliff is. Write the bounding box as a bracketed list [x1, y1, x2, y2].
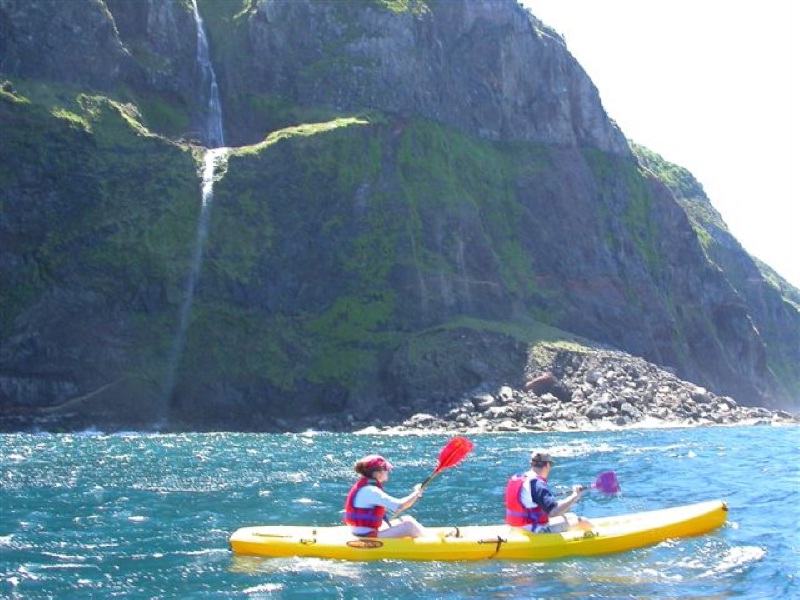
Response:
[237, 116, 373, 154]
[138, 112, 547, 391]
[430, 315, 594, 352]
[397, 314, 599, 390]
[371, 0, 432, 14]
[1, 78, 200, 379]
[180, 113, 574, 392]
[396, 119, 538, 297]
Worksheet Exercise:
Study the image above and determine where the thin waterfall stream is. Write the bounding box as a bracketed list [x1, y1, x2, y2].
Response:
[192, 0, 224, 149]
[161, 0, 228, 424]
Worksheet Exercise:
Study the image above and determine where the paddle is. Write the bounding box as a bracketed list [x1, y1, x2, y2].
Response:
[420, 436, 475, 489]
[390, 436, 474, 519]
[557, 471, 620, 496]
[580, 470, 620, 494]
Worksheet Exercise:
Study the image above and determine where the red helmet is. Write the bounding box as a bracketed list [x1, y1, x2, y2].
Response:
[360, 454, 393, 471]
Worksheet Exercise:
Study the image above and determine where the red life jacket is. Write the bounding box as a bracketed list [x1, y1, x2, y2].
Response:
[505, 473, 549, 527]
[343, 477, 386, 536]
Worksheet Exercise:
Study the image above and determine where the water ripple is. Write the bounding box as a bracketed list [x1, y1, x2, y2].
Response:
[0, 425, 797, 598]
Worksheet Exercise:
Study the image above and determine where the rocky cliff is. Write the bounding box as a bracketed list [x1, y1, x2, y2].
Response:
[0, 0, 797, 432]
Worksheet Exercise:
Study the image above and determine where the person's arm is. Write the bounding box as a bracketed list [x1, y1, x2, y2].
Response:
[549, 485, 584, 518]
[393, 483, 423, 512]
[531, 480, 583, 517]
[357, 484, 422, 512]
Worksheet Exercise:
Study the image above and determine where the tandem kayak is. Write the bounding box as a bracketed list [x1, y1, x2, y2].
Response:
[229, 499, 727, 562]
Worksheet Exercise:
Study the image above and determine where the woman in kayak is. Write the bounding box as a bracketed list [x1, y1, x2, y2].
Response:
[344, 454, 426, 538]
[505, 451, 593, 533]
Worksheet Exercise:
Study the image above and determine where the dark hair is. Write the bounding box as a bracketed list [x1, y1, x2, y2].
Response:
[531, 452, 554, 467]
[354, 454, 392, 477]
[355, 463, 377, 478]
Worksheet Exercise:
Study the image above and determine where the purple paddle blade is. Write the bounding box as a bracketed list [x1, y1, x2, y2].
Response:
[592, 471, 620, 494]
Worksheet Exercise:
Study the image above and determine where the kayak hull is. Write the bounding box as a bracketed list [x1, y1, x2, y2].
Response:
[229, 499, 727, 562]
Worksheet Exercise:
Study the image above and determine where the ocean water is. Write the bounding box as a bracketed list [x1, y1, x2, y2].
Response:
[1, 425, 797, 599]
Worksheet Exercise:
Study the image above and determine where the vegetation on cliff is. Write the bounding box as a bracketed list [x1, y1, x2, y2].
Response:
[1, 0, 797, 433]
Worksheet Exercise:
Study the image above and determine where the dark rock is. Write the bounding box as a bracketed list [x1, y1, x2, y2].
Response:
[525, 372, 557, 394]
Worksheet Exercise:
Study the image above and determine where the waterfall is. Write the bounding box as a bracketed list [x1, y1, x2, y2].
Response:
[456, 235, 473, 311]
[191, 0, 224, 148]
[161, 0, 227, 424]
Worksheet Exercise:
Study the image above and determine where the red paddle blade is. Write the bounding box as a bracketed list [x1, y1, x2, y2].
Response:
[435, 437, 474, 475]
[592, 471, 620, 494]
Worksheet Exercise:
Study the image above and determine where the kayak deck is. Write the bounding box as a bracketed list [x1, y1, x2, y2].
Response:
[229, 499, 728, 562]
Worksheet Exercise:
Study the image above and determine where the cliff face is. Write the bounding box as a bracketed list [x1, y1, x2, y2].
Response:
[635, 145, 800, 405]
[0, 0, 129, 88]
[233, 0, 628, 153]
[0, 0, 797, 431]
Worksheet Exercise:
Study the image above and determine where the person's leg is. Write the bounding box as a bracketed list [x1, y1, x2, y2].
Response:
[564, 513, 594, 531]
[378, 516, 426, 538]
[550, 513, 594, 532]
[544, 516, 568, 533]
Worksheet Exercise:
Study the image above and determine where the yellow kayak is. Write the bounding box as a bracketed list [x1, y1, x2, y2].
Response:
[229, 499, 727, 562]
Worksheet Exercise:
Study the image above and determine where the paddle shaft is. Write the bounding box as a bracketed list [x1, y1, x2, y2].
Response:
[389, 437, 473, 520]
[389, 470, 438, 520]
[419, 468, 443, 490]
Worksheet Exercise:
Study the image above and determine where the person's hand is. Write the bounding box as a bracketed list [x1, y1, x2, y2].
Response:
[572, 485, 585, 497]
[413, 483, 424, 497]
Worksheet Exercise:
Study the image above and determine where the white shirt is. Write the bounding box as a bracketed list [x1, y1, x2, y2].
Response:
[519, 469, 538, 508]
[349, 484, 414, 536]
[352, 484, 404, 512]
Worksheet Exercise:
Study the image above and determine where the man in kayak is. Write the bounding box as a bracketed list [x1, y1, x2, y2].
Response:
[344, 454, 427, 538]
[505, 451, 592, 533]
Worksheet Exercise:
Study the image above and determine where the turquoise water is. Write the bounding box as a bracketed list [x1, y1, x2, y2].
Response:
[1, 425, 798, 598]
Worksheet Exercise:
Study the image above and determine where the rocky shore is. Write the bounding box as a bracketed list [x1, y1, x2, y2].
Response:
[292, 346, 799, 434]
[2, 345, 797, 434]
